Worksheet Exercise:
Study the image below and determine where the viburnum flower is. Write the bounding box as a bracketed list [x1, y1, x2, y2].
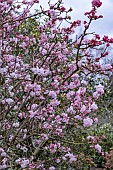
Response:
[15, 158, 22, 164]
[95, 144, 102, 153]
[1, 152, 7, 157]
[67, 106, 76, 114]
[74, 115, 82, 120]
[94, 117, 98, 123]
[48, 91, 57, 99]
[49, 166, 55, 170]
[104, 64, 112, 70]
[12, 122, 19, 128]
[6, 98, 14, 104]
[29, 111, 37, 119]
[83, 117, 93, 127]
[50, 99, 60, 107]
[80, 105, 87, 113]
[87, 135, 95, 141]
[92, 0, 102, 8]
[95, 84, 104, 94]
[64, 153, 77, 163]
[93, 91, 100, 100]
[0, 164, 7, 169]
[50, 143, 57, 153]
[90, 102, 98, 111]
[81, 80, 88, 86]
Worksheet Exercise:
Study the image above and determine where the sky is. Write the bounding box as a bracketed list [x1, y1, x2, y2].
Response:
[31, 0, 113, 38]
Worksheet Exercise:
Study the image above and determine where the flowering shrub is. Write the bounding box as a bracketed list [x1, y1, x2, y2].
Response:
[0, 0, 113, 169]
[87, 123, 113, 169]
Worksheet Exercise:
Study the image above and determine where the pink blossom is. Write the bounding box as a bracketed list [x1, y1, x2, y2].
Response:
[49, 166, 55, 170]
[77, 87, 86, 96]
[93, 91, 100, 99]
[15, 158, 22, 164]
[20, 158, 29, 168]
[50, 99, 60, 107]
[42, 49, 47, 55]
[103, 35, 109, 42]
[94, 117, 98, 123]
[56, 158, 61, 163]
[65, 153, 77, 163]
[104, 64, 112, 70]
[12, 122, 19, 128]
[90, 102, 98, 111]
[83, 117, 93, 127]
[0, 148, 4, 154]
[87, 135, 95, 141]
[48, 91, 57, 99]
[6, 98, 13, 104]
[66, 91, 75, 99]
[92, 0, 102, 8]
[50, 144, 57, 153]
[0, 164, 7, 169]
[96, 84, 104, 94]
[67, 106, 76, 114]
[69, 157, 77, 163]
[1, 152, 7, 157]
[69, 82, 76, 89]
[80, 105, 86, 113]
[74, 115, 82, 120]
[29, 111, 37, 119]
[81, 80, 87, 86]
[95, 144, 102, 153]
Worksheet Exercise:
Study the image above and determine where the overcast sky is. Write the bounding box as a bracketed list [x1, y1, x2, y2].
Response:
[31, 0, 113, 38]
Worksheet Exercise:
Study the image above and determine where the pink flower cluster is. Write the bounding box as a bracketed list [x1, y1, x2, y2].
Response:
[0, 0, 112, 169]
[92, 0, 102, 8]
